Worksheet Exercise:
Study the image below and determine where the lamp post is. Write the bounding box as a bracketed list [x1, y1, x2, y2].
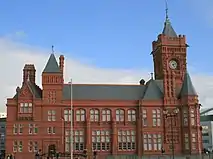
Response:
[162, 107, 179, 159]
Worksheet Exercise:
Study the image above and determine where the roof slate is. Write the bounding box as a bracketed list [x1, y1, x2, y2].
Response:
[143, 79, 164, 100]
[179, 72, 197, 97]
[63, 84, 146, 100]
[162, 19, 177, 37]
[43, 54, 61, 73]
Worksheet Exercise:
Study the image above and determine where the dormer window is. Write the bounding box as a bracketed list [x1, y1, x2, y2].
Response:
[20, 103, 32, 113]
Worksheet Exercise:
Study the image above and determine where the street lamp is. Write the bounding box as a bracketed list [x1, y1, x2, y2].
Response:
[162, 107, 179, 159]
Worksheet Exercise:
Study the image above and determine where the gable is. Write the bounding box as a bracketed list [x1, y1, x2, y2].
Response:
[19, 84, 33, 98]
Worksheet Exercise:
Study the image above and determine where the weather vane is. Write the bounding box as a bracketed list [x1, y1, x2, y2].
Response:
[165, 0, 169, 20]
[52, 45, 54, 54]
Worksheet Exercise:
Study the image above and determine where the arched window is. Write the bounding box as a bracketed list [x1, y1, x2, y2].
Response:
[64, 109, 73, 122]
[90, 109, 99, 122]
[102, 109, 111, 121]
[152, 109, 161, 126]
[127, 109, 136, 121]
[76, 109, 86, 122]
[116, 109, 124, 122]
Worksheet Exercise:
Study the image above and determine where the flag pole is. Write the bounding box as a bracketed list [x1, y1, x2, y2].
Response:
[70, 79, 73, 159]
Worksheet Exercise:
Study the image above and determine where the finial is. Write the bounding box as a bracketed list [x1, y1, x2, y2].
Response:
[27, 71, 30, 81]
[52, 45, 54, 54]
[150, 73, 154, 79]
[165, 0, 169, 21]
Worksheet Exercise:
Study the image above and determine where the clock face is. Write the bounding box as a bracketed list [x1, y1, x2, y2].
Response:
[169, 60, 178, 69]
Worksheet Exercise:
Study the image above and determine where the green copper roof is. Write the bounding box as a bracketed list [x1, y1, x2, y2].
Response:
[180, 72, 197, 97]
[162, 19, 177, 37]
[43, 54, 61, 73]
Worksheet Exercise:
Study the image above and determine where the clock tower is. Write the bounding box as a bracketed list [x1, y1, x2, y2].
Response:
[151, 9, 188, 96]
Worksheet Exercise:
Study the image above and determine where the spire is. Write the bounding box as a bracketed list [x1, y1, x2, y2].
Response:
[162, 0, 177, 37]
[179, 72, 197, 97]
[43, 46, 61, 73]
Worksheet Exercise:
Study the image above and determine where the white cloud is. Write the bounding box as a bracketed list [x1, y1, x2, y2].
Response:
[0, 37, 212, 113]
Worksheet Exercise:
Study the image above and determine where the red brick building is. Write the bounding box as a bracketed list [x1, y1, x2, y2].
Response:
[6, 15, 202, 158]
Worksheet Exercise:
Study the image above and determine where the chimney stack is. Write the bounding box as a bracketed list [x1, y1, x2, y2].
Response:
[59, 55, 64, 77]
[23, 64, 36, 85]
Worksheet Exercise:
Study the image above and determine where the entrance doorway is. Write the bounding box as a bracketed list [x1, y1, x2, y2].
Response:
[48, 144, 56, 157]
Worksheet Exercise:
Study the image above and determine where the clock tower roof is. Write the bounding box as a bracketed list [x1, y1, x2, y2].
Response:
[162, 1, 177, 37]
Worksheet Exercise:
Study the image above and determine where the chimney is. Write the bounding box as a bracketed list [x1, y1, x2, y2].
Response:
[23, 64, 36, 84]
[59, 55, 64, 76]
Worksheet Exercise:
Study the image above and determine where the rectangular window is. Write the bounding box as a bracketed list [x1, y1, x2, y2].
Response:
[13, 124, 18, 134]
[20, 103, 32, 113]
[65, 130, 85, 152]
[191, 133, 196, 150]
[19, 124, 23, 134]
[13, 141, 18, 152]
[29, 124, 38, 134]
[190, 109, 195, 126]
[47, 127, 56, 134]
[28, 141, 38, 152]
[142, 109, 147, 126]
[118, 130, 136, 151]
[184, 133, 189, 150]
[48, 110, 56, 121]
[92, 130, 111, 151]
[183, 109, 188, 126]
[152, 109, 161, 126]
[143, 133, 162, 151]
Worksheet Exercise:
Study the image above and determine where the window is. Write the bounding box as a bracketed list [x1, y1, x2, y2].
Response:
[48, 110, 56, 121]
[143, 134, 162, 151]
[127, 109, 136, 122]
[29, 124, 38, 134]
[190, 109, 195, 126]
[19, 124, 23, 134]
[28, 141, 38, 152]
[183, 109, 188, 126]
[13, 141, 22, 152]
[152, 109, 161, 126]
[191, 133, 196, 150]
[116, 109, 124, 122]
[76, 109, 86, 122]
[153, 134, 162, 151]
[47, 127, 56, 134]
[92, 130, 111, 151]
[20, 103, 32, 113]
[90, 109, 99, 122]
[13, 124, 18, 134]
[13, 141, 18, 152]
[102, 109, 111, 122]
[142, 109, 147, 126]
[64, 110, 72, 122]
[118, 130, 136, 151]
[184, 133, 189, 150]
[48, 91, 56, 103]
[65, 130, 85, 152]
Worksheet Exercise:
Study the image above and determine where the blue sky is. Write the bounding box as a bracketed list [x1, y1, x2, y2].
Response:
[0, 0, 212, 73]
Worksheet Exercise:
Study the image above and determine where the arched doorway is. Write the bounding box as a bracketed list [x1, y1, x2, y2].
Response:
[48, 144, 56, 157]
